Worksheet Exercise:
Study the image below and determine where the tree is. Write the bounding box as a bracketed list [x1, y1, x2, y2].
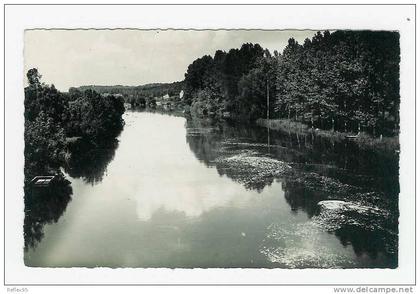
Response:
[24, 69, 126, 181]
[65, 89, 124, 139]
[183, 43, 266, 119]
[24, 111, 66, 179]
[274, 31, 400, 136]
[236, 53, 278, 120]
[26, 68, 42, 87]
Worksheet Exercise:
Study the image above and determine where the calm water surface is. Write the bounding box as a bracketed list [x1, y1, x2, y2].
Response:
[24, 111, 399, 268]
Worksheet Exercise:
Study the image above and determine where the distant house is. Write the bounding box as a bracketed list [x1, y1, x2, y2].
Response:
[179, 90, 184, 99]
[162, 94, 170, 100]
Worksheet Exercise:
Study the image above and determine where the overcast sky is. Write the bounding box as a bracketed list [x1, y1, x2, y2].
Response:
[25, 30, 316, 91]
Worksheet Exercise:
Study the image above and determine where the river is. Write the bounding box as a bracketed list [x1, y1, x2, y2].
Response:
[24, 110, 399, 268]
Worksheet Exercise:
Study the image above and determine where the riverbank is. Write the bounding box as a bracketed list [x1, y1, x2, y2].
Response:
[256, 118, 400, 152]
[141, 107, 400, 153]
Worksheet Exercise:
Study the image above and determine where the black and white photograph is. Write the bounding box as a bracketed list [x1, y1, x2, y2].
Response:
[3, 3, 417, 290]
[23, 28, 401, 269]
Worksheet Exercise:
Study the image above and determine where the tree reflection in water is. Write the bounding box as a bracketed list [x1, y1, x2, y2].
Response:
[282, 179, 398, 267]
[185, 115, 399, 267]
[24, 174, 72, 251]
[185, 118, 278, 192]
[63, 137, 119, 185]
[184, 117, 223, 167]
[334, 226, 398, 268]
[24, 134, 121, 250]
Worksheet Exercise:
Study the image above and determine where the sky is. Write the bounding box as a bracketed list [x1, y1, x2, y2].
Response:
[24, 30, 316, 91]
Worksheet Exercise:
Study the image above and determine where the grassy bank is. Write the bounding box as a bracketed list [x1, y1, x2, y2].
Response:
[256, 118, 399, 152]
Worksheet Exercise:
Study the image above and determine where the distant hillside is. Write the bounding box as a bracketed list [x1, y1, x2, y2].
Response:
[72, 81, 184, 98]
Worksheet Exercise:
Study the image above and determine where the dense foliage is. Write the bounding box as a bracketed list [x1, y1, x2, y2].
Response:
[24, 70, 125, 250]
[24, 69, 125, 180]
[74, 81, 184, 107]
[183, 43, 268, 119]
[66, 88, 125, 139]
[182, 31, 400, 137]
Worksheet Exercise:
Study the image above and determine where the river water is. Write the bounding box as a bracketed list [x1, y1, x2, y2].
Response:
[24, 110, 399, 268]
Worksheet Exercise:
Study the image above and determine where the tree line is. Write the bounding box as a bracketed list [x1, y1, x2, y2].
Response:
[182, 30, 400, 137]
[24, 68, 125, 180]
[76, 81, 183, 97]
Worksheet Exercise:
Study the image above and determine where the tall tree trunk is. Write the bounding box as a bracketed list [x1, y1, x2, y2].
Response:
[266, 79, 270, 120]
[311, 110, 314, 129]
[296, 132, 300, 148]
[301, 101, 305, 123]
[381, 101, 386, 137]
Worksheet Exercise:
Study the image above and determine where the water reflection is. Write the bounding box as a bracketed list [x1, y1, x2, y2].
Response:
[185, 114, 399, 200]
[113, 112, 263, 221]
[282, 181, 325, 216]
[185, 115, 399, 267]
[24, 111, 399, 268]
[63, 137, 120, 185]
[334, 226, 398, 268]
[185, 119, 279, 192]
[24, 131, 120, 251]
[24, 174, 72, 251]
